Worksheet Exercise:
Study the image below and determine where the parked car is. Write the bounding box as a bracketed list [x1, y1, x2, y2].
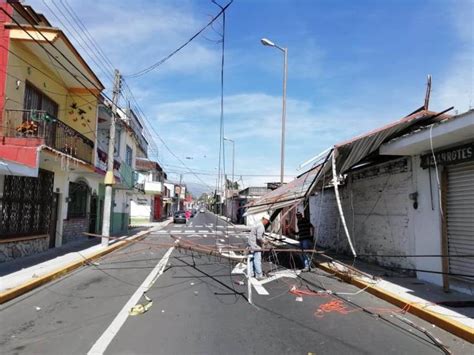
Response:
[173, 211, 186, 224]
[200, 208, 205, 213]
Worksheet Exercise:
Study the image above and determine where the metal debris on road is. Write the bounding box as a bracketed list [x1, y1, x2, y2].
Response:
[129, 294, 153, 316]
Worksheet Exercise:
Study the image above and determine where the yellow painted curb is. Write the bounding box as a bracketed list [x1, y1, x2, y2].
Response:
[0, 229, 155, 305]
[317, 262, 474, 343]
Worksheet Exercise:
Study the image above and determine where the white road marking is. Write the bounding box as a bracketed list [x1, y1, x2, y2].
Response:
[250, 278, 270, 295]
[156, 230, 168, 234]
[87, 247, 174, 355]
[232, 262, 247, 274]
[259, 270, 300, 285]
[184, 230, 196, 233]
[198, 230, 208, 233]
[171, 229, 182, 233]
[187, 234, 202, 238]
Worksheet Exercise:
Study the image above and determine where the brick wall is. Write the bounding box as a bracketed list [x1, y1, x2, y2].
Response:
[62, 218, 89, 244]
[309, 158, 415, 270]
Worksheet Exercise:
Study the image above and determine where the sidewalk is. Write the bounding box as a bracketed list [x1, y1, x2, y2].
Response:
[0, 219, 172, 303]
[314, 253, 474, 342]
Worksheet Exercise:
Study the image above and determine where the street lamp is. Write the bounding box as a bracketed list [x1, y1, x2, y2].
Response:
[261, 37, 287, 185]
[224, 137, 235, 221]
[223, 137, 235, 188]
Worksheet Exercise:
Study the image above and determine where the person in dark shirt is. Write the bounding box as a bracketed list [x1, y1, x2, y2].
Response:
[296, 211, 314, 271]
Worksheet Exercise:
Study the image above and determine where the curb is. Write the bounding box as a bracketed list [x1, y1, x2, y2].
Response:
[317, 261, 474, 343]
[0, 221, 171, 305]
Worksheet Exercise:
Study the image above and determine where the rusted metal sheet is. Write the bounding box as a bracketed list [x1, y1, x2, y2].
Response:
[245, 165, 321, 215]
[249, 109, 453, 213]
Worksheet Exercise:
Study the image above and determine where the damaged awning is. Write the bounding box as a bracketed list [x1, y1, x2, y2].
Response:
[305, 108, 453, 196]
[245, 108, 452, 257]
[246, 109, 452, 215]
[245, 165, 322, 215]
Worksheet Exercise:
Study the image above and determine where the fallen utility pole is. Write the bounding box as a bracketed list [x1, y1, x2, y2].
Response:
[102, 69, 121, 246]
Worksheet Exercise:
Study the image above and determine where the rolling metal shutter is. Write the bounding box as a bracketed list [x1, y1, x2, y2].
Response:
[447, 162, 474, 282]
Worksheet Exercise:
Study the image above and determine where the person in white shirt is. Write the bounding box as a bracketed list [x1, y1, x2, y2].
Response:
[247, 213, 270, 280]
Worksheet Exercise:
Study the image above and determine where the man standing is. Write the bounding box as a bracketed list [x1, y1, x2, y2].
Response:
[296, 211, 314, 271]
[247, 213, 270, 280]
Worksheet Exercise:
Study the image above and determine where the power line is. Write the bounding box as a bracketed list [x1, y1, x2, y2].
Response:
[41, 0, 115, 87]
[1, 5, 214, 191]
[125, 0, 234, 78]
[61, 0, 116, 73]
[119, 81, 214, 190]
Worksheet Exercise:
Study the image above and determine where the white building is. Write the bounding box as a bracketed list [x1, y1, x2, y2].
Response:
[309, 109, 474, 293]
[130, 158, 167, 224]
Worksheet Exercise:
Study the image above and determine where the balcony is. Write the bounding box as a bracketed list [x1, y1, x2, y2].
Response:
[3, 109, 94, 164]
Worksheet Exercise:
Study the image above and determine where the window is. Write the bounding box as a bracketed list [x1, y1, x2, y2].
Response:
[68, 182, 89, 218]
[126, 145, 133, 166]
[24, 82, 58, 119]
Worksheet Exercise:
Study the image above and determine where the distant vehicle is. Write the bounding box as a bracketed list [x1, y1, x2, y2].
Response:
[173, 211, 186, 224]
[200, 208, 205, 213]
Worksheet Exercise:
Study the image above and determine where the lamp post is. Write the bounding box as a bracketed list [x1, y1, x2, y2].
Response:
[224, 137, 235, 221]
[223, 137, 235, 188]
[261, 37, 287, 186]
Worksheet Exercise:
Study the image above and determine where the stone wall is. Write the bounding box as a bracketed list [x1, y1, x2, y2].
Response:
[309, 158, 416, 270]
[62, 218, 89, 244]
[0, 237, 49, 263]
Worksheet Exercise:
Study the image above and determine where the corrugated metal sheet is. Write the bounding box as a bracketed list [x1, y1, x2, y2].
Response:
[245, 166, 321, 215]
[248, 109, 452, 215]
[334, 110, 448, 174]
[306, 110, 452, 195]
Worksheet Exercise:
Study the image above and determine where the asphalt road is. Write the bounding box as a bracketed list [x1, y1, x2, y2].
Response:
[0, 211, 471, 354]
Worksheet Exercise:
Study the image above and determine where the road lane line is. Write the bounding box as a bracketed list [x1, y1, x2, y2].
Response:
[87, 247, 174, 355]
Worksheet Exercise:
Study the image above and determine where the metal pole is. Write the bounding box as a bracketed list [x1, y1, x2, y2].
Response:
[279, 48, 287, 241]
[280, 48, 287, 185]
[176, 173, 182, 212]
[247, 253, 252, 304]
[101, 69, 121, 246]
[231, 140, 235, 222]
[224, 173, 228, 217]
[231, 140, 235, 189]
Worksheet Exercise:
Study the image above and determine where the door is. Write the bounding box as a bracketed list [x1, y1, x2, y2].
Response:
[49, 192, 59, 248]
[89, 195, 98, 234]
[154, 196, 162, 221]
[447, 162, 474, 283]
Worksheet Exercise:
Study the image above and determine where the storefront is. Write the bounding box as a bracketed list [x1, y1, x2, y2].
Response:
[421, 143, 474, 284]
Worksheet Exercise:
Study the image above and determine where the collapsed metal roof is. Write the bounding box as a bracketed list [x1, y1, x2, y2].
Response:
[247, 108, 452, 215]
[245, 165, 321, 215]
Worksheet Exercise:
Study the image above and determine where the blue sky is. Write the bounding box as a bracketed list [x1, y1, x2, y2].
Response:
[29, 0, 473, 192]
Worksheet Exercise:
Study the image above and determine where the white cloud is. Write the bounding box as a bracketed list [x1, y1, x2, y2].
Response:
[31, 0, 221, 81]
[433, 0, 473, 113]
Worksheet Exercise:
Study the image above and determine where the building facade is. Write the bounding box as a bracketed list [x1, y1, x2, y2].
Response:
[130, 158, 167, 224]
[0, 3, 104, 261]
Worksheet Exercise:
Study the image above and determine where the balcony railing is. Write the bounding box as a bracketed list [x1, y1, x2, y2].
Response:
[3, 109, 94, 164]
